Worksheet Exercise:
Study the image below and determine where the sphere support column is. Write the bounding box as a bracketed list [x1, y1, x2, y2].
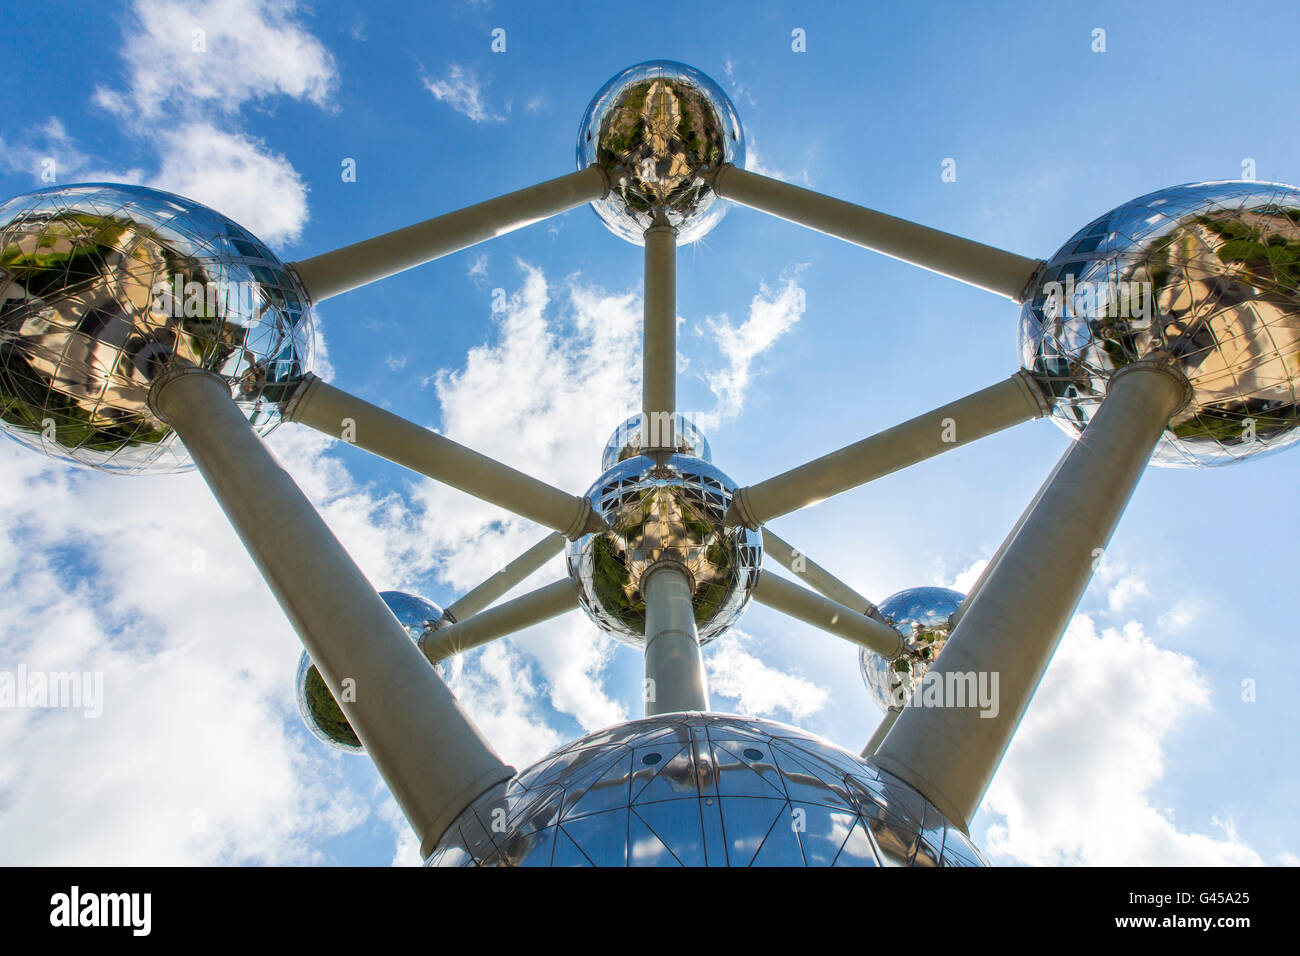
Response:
[872, 364, 1190, 831]
[642, 563, 709, 716]
[149, 367, 514, 856]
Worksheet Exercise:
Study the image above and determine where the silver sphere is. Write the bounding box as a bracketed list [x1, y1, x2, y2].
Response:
[859, 586, 965, 713]
[427, 713, 987, 867]
[577, 60, 744, 244]
[1020, 180, 1300, 467]
[600, 412, 712, 471]
[297, 590, 448, 753]
[566, 454, 761, 647]
[0, 183, 312, 474]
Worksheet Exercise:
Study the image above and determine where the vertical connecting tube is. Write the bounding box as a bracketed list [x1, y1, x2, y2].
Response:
[872, 364, 1189, 830]
[150, 367, 513, 856]
[642, 563, 709, 716]
[642, 222, 678, 450]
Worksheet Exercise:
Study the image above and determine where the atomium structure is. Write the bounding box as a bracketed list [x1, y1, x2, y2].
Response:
[4, 58, 1297, 866]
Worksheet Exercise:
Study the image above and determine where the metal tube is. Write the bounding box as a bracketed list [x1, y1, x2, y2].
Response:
[286, 375, 601, 539]
[710, 165, 1044, 301]
[643, 222, 677, 448]
[861, 707, 901, 757]
[949, 452, 1069, 629]
[643, 563, 709, 716]
[729, 373, 1048, 528]
[421, 579, 577, 663]
[148, 367, 512, 856]
[443, 531, 566, 623]
[872, 364, 1190, 831]
[289, 167, 609, 302]
[760, 527, 884, 620]
[753, 571, 903, 659]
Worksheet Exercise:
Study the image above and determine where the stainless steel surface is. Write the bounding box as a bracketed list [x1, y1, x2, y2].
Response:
[566, 453, 762, 646]
[427, 713, 987, 867]
[753, 571, 904, 659]
[578, 61, 743, 245]
[858, 586, 965, 713]
[710, 164, 1044, 300]
[642, 562, 710, 716]
[150, 366, 512, 857]
[1021, 180, 1300, 466]
[601, 412, 711, 470]
[873, 365, 1188, 830]
[289, 167, 608, 302]
[0, 183, 312, 473]
[297, 590, 450, 753]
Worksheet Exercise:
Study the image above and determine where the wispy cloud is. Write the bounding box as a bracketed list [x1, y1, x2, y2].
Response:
[706, 632, 829, 721]
[422, 65, 503, 123]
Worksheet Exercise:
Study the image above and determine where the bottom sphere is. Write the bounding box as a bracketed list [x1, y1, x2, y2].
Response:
[427, 713, 987, 867]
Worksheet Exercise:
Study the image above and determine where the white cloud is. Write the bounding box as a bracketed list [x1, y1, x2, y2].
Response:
[148, 122, 310, 244]
[94, 0, 336, 119]
[982, 613, 1263, 865]
[422, 65, 503, 123]
[706, 632, 829, 721]
[699, 267, 808, 425]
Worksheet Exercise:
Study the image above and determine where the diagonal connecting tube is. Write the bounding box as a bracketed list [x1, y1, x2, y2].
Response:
[708, 165, 1044, 301]
[760, 527, 885, 621]
[421, 579, 577, 663]
[285, 375, 603, 539]
[289, 167, 609, 302]
[753, 571, 903, 659]
[871, 363, 1191, 832]
[442, 531, 566, 624]
[728, 372, 1049, 528]
[148, 366, 513, 856]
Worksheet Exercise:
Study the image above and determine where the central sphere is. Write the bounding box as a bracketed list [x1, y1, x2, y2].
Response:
[1020, 180, 1300, 467]
[859, 586, 965, 713]
[566, 453, 761, 646]
[577, 60, 744, 244]
[427, 713, 987, 867]
[0, 183, 313, 474]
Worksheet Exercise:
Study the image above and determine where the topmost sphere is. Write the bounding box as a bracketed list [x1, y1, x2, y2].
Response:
[577, 60, 744, 245]
[1019, 180, 1300, 467]
[0, 183, 313, 474]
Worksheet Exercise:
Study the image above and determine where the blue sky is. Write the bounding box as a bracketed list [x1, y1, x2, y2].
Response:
[1, 0, 1297, 865]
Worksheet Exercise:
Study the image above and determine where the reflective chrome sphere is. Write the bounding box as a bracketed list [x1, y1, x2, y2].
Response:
[566, 455, 761, 646]
[859, 586, 965, 713]
[600, 412, 712, 471]
[297, 591, 448, 753]
[0, 183, 313, 474]
[428, 713, 987, 866]
[577, 60, 744, 244]
[1020, 181, 1300, 467]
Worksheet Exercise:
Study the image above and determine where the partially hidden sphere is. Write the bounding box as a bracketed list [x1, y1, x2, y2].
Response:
[0, 183, 313, 474]
[566, 452, 761, 647]
[577, 60, 744, 245]
[859, 586, 965, 713]
[428, 712, 988, 867]
[601, 411, 712, 470]
[297, 591, 449, 753]
[1020, 180, 1300, 467]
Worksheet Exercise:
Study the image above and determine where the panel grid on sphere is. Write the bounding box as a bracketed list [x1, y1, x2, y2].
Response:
[427, 713, 987, 867]
[0, 183, 313, 474]
[1019, 180, 1300, 467]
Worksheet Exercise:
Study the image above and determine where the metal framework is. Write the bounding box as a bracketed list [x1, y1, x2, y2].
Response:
[135, 144, 1198, 851]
